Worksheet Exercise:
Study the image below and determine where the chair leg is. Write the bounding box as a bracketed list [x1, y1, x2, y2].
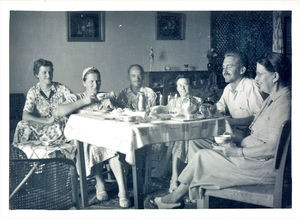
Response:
[196, 195, 209, 209]
[105, 163, 116, 183]
[70, 166, 80, 209]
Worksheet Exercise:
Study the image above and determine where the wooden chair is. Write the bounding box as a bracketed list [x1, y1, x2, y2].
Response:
[196, 120, 291, 208]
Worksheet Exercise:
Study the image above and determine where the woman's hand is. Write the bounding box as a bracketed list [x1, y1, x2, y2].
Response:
[222, 143, 244, 157]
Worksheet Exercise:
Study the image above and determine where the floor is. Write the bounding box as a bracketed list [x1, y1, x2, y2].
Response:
[81, 176, 267, 210]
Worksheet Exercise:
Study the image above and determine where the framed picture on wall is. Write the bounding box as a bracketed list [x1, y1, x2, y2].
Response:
[67, 11, 105, 42]
[156, 12, 185, 40]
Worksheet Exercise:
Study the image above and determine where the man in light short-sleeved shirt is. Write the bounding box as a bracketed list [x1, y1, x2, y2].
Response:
[216, 51, 264, 142]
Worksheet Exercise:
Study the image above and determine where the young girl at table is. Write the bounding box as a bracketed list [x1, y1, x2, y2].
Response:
[75, 66, 130, 208]
[150, 75, 204, 193]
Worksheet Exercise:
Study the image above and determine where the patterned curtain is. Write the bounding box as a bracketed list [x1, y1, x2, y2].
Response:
[211, 11, 273, 87]
[272, 11, 284, 54]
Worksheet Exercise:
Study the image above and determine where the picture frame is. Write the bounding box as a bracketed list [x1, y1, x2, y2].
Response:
[156, 12, 185, 40]
[67, 11, 105, 42]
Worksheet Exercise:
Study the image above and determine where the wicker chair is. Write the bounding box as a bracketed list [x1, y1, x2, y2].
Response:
[9, 146, 79, 210]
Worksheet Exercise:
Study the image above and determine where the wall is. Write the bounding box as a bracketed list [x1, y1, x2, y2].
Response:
[10, 11, 211, 94]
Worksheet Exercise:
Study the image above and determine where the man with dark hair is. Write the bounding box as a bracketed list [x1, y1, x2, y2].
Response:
[117, 64, 157, 110]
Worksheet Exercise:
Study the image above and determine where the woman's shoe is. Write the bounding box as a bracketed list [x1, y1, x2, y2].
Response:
[96, 190, 109, 201]
[154, 197, 182, 209]
[169, 179, 179, 193]
[119, 197, 131, 208]
[118, 193, 131, 208]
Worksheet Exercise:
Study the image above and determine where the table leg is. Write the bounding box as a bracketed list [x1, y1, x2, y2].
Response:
[75, 140, 89, 208]
[143, 145, 152, 194]
[132, 146, 147, 209]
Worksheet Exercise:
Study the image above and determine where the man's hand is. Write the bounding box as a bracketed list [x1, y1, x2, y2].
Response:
[150, 106, 163, 115]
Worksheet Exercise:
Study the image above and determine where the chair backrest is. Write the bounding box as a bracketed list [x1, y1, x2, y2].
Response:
[9, 148, 79, 210]
[10, 146, 28, 160]
[274, 120, 291, 170]
[272, 120, 291, 207]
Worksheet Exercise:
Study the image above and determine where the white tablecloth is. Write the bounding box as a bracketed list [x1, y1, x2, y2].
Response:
[64, 114, 232, 165]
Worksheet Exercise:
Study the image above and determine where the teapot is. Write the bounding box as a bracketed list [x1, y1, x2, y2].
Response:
[181, 97, 200, 115]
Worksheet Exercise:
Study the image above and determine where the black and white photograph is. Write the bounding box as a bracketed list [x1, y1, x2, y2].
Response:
[0, 1, 299, 219]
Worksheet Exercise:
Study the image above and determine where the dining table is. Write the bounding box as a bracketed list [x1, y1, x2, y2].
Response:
[63, 112, 232, 209]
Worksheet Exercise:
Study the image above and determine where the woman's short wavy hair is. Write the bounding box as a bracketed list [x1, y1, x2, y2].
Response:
[33, 58, 54, 77]
[257, 52, 291, 86]
[175, 74, 191, 85]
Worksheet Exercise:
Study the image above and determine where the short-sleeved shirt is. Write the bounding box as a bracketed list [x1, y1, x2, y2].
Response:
[23, 82, 77, 118]
[216, 77, 263, 119]
[117, 86, 157, 110]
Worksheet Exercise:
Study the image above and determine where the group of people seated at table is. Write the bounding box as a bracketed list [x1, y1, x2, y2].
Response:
[12, 49, 291, 208]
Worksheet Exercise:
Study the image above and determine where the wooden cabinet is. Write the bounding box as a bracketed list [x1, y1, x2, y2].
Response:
[144, 71, 210, 105]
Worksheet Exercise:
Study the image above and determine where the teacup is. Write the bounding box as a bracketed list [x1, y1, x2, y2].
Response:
[214, 134, 232, 145]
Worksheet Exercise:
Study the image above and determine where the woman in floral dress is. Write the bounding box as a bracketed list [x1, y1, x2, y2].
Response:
[13, 58, 93, 155]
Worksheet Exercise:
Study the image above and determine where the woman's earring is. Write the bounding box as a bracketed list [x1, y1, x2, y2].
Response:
[272, 72, 279, 83]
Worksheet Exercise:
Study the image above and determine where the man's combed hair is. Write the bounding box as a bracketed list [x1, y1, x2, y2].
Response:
[33, 58, 53, 77]
[127, 64, 144, 74]
[224, 50, 248, 68]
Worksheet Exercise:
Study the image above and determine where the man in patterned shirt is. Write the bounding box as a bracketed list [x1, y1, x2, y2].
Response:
[117, 64, 157, 110]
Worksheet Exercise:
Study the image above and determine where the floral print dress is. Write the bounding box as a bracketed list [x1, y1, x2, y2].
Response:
[13, 82, 77, 149]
